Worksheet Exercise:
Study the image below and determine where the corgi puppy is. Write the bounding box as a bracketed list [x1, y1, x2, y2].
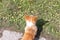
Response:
[21, 15, 37, 40]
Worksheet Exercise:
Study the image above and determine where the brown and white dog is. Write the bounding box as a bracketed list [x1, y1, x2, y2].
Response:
[21, 15, 37, 40]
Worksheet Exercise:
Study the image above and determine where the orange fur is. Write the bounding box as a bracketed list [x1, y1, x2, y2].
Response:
[21, 15, 37, 40]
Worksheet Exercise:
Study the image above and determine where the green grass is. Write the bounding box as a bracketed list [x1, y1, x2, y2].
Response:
[0, 0, 60, 39]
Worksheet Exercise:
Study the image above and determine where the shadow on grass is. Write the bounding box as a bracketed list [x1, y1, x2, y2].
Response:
[34, 19, 49, 40]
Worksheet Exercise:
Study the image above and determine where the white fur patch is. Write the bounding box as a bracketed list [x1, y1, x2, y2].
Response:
[26, 21, 34, 27]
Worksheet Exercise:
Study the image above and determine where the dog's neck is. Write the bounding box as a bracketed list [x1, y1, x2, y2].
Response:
[26, 21, 35, 27]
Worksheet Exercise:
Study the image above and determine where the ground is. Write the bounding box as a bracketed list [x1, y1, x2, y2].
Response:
[0, 0, 60, 40]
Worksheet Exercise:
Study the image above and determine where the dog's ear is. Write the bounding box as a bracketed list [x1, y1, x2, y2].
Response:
[33, 16, 37, 22]
[24, 14, 30, 20]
